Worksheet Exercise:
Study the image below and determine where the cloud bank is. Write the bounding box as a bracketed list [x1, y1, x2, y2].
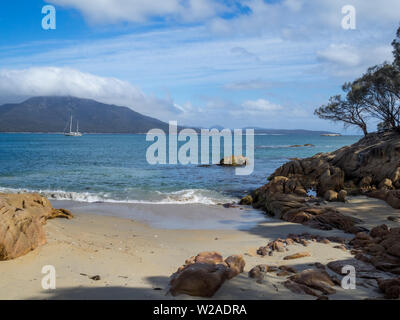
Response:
[0, 67, 180, 120]
[47, 0, 229, 24]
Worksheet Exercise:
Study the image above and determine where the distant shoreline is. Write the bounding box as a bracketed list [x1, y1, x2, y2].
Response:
[0, 132, 356, 136]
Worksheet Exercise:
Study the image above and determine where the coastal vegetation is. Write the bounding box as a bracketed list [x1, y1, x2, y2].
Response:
[315, 26, 400, 136]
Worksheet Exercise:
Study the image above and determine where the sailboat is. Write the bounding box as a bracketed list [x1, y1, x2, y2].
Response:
[64, 115, 83, 136]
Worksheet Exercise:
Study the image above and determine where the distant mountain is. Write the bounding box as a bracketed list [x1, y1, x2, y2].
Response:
[0, 96, 171, 133]
[243, 127, 338, 136]
[0, 96, 338, 135]
[205, 125, 335, 135]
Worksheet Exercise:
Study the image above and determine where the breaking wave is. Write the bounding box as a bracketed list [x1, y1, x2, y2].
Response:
[0, 186, 236, 205]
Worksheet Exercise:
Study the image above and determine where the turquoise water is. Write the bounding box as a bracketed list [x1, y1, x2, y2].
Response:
[0, 133, 360, 204]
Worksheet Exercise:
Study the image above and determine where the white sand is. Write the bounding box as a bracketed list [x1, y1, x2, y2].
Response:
[1, 197, 398, 300]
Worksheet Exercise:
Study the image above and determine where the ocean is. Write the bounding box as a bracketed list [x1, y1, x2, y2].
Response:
[0, 133, 360, 205]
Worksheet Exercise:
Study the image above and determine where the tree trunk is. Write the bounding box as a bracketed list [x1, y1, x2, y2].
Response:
[361, 125, 368, 136]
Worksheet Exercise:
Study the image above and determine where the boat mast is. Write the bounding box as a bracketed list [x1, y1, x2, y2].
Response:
[77, 120, 79, 133]
[70, 115, 73, 133]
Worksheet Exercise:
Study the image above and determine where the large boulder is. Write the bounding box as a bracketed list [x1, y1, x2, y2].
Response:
[169, 263, 228, 297]
[169, 251, 246, 297]
[0, 193, 73, 261]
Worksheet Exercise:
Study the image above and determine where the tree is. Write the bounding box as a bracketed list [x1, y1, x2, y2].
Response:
[349, 64, 400, 131]
[314, 89, 369, 136]
[316, 25, 400, 134]
[392, 26, 400, 68]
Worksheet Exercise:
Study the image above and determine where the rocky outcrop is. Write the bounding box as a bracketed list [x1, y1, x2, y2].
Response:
[0, 193, 73, 261]
[248, 131, 400, 232]
[169, 251, 245, 297]
[250, 176, 365, 233]
[348, 225, 400, 275]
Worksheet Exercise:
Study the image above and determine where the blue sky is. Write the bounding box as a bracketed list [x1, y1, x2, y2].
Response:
[0, 0, 399, 133]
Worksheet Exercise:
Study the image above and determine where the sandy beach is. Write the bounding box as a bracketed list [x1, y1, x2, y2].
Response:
[1, 196, 398, 300]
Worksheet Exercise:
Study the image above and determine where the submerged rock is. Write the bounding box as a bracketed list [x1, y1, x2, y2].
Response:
[219, 155, 249, 166]
[239, 195, 253, 205]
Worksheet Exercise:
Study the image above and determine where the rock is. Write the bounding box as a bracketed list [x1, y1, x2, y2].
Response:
[346, 225, 400, 275]
[169, 263, 228, 297]
[304, 210, 364, 234]
[289, 144, 315, 148]
[324, 190, 338, 202]
[387, 216, 400, 222]
[170, 252, 245, 297]
[256, 246, 269, 256]
[47, 208, 74, 220]
[377, 278, 400, 299]
[283, 280, 320, 297]
[286, 269, 336, 296]
[222, 203, 239, 208]
[224, 255, 245, 279]
[327, 259, 390, 280]
[249, 264, 268, 281]
[379, 178, 393, 190]
[370, 225, 390, 238]
[219, 155, 249, 166]
[239, 195, 253, 205]
[248, 131, 400, 229]
[338, 190, 347, 202]
[313, 262, 326, 270]
[0, 193, 74, 261]
[269, 240, 285, 252]
[359, 176, 373, 193]
[386, 191, 400, 209]
[194, 251, 224, 265]
[279, 265, 297, 274]
[284, 252, 311, 260]
[90, 275, 101, 281]
[387, 243, 400, 257]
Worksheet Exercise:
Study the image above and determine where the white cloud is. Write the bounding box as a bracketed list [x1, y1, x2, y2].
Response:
[317, 44, 361, 67]
[47, 0, 228, 23]
[242, 99, 283, 112]
[0, 67, 181, 120]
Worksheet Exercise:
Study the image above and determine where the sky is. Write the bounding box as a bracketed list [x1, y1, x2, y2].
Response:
[0, 0, 399, 133]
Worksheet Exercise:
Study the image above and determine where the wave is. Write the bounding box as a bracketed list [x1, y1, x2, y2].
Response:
[0, 186, 235, 205]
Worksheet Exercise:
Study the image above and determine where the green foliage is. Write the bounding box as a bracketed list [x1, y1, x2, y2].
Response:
[315, 25, 400, 135]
